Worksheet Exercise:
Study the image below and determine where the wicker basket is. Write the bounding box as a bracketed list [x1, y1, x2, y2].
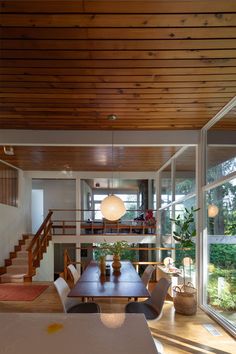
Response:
[173, 282, 197, 315]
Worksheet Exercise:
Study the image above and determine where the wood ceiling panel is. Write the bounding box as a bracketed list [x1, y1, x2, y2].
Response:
[2, 1, 235, 14]
[0, 0, 235, 134]
[2, 14, 236, 27]
[0, 146, 180, 171]
[2, 50, 236, 60]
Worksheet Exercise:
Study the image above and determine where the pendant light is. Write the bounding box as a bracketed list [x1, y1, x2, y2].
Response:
[208, 204, 219, 218]
[100, 128, 126, 221]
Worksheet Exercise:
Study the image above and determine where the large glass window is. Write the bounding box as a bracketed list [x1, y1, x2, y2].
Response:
[175, 147, 196, 201]
[160, 167, 172, 207]
[93, 192, 138, 221]
[203, 109, 236, 335]
[207, 146, 236, 184]
[175, 197, 196, 281]
[205, 178, 236, 327]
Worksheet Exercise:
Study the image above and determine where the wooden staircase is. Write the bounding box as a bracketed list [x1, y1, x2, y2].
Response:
[0, 211, 53, 283]
[0, 235, 34, 283]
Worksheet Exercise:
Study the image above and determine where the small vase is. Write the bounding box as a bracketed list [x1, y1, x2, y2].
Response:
[112, 254, 121, 273]
[99, 256, 106, 276]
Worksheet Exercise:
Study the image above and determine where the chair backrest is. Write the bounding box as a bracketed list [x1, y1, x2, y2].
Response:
[149, 278, 171, 315]
[141, 265, 155, 288]
[54, 277, 80, 313]
[67, 264, 80, 284]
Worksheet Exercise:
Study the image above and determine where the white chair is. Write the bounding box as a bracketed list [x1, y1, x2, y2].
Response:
[128, 265, 155, 301]
[125, 278, 171, 320]
[141, 265, 155, 288]
[67, 264, 80, 284]
[54, 277, 100, 313]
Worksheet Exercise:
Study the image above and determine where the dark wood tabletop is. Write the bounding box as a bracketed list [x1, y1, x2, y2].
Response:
[79, 261, 142, 282]
[68, 261, 150, 299]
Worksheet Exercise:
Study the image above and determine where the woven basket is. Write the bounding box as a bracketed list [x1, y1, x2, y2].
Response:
[173, 282, 197, 315]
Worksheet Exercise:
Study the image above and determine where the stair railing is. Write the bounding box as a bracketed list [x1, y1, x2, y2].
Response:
[27, 211, 53, 277]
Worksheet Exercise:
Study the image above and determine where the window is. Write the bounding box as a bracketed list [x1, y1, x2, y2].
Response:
[205, 178, 236, 328]
[93, 192, 138, 221]
[0, 161, 18, 207]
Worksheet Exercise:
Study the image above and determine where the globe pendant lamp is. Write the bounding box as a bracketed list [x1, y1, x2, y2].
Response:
[101, 194, 126, 221]
[208, 204, 219, 218]
[100, 127, 126, 221]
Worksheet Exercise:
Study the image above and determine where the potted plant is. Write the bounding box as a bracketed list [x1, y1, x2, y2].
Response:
[170, 206, 199, 315]
[100, 240, 129, 273]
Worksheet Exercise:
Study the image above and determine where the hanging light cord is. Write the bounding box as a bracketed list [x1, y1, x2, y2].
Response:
[111, 130, 114, 193]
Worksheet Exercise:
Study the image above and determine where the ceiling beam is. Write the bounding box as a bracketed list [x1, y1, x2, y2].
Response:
[0, 129, 199, 146]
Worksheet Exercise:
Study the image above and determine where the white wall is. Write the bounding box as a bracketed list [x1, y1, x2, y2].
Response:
[32, 179, 76, 233]
[0, 170, 31, 266]
[33, 241, 54, 281]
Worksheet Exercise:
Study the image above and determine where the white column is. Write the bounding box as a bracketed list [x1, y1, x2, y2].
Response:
[197, 130, 207, 305]
[76, 176, 81, 275]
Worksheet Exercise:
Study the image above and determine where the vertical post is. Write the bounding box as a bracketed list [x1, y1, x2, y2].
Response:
[197, 129, 207, 306]
[76, 176, 81, 236]
[171, 158, 176, 261]
[63, 249, 68, 280]
[28, 249, 33, 276]
[76, 241, 81, 276]
[155, 171, 161, 263]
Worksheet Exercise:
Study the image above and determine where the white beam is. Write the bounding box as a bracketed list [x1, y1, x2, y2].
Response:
[0, 130, 199, 146]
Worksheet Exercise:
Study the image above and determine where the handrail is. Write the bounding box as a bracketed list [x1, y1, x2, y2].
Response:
[27, 211, 53, 277]
[51, 220, 157, 235]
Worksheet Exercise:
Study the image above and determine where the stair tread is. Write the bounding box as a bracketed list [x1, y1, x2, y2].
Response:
[1, 273, 26, 278]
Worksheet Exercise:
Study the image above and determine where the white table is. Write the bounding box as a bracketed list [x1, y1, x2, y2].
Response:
[0, 313, 158, 354]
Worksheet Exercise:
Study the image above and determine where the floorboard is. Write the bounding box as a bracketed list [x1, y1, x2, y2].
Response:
[0, 282, 234, 353]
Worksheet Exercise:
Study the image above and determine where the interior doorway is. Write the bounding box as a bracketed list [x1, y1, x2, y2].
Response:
[31, 189, 44, 233]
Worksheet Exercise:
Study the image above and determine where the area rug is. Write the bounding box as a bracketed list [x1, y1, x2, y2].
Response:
[0, 284, 49, 301]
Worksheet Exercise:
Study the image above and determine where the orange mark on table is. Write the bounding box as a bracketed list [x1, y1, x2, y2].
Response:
[47, 323, 64, 334]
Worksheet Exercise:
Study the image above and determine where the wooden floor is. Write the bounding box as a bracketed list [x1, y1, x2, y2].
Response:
[0, 282, 235, 354]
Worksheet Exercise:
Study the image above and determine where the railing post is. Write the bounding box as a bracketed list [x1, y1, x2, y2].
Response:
[28, 249, 33, 276]
[64, 249, 68, 280]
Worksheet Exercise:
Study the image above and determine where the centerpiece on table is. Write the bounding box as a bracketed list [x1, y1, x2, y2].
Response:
[99, 240, 129, 273]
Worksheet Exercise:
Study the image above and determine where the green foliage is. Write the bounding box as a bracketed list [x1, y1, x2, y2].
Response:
[175, 244, 196, 268]
[225, 210, 236, 236]
[97, 240, 129, 257]
[176, 178, 195, 195]
[207, 269, 236, 311]
[171, 207, 199, 248]
[108, 240, 129, 255]
[209, 244, 236, 268]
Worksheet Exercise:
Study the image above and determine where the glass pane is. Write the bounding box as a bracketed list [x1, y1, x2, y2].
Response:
[117, 194, 137, 202]
[174, 197, 197, 284]
[160, 207, 172, 263]
[207, 146, 236, 184]
[93, 194, 108, 201]
[207, 111, 236, 184]
[206, 178, 236, 327]
[175, 147, 196, 201]
[160, 166, 172, 207]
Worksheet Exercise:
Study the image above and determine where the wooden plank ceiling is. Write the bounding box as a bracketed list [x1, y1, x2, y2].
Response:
[0, 1, 235, 171]
[0, 0, 236, 131]
[0, 146, 180, 171]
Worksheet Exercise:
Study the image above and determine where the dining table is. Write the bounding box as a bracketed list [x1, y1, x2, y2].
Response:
[68, 260, 150, 299]
[0, 313, 159, 354]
